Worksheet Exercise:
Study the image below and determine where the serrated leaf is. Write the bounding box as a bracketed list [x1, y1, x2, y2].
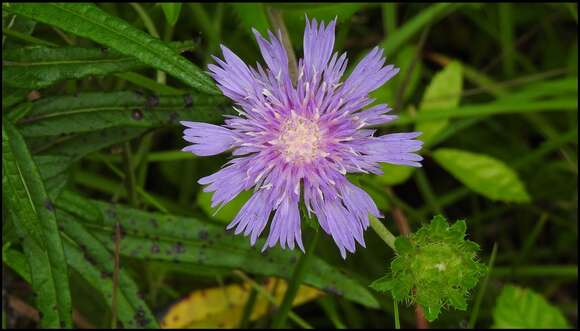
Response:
[492, 284, 570, 328]
[394, 237, 413, 254]
[17, 91, 228, 137]
[416, 61, 463, 145]
[2, 121, 72, 328]
[160, 3, 182, 26]
[54, 191, 380, 309]
[369, 274, 393, 292]
[432, 148, 531, 203]
[2, 42, 195, 89]
[3, 3, 217, 94]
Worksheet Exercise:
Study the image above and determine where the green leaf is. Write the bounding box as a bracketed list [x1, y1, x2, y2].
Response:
[492, 284, 570, 328]
[196, 189, 252, 224]
[432, 148, 531, 203]
[416, 61, 463, 145]
[377, 163, 414, 186]
[3, 3, 217, 94]
[2, 121, 72, 328]
[17, 91, 228, 137]
[2, 248, 32, 283]
[231, 3, 269, 36]
[55, 191, 381, 309]
[369, 274, 393, 292]
[2, 41, 195, 89]
[29, 127, 146, 158]
[58, 212, 159, 328]
[160, 3, 182, 26]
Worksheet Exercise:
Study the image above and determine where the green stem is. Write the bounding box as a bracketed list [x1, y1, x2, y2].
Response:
[369, 216, 397, 251]
[271, 229, 320, 328]
[239, 285, 259, 328]
[129, 3, 160, 38]
[121, 142, 138, 208]
[492, 265, 578, 278]
[233, 271, 313, 329]
[266, 7, 298, 84]
[393, 299, 400, 329]
[468, 243, 498, 328]
[2, 28, 57, 46]
[414, 168, 442, 214]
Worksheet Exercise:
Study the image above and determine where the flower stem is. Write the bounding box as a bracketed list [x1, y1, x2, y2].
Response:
[369, 216, 397, 251]
[266, 7, 299, 84]
[393, 299, 400, 329]
[271, 229, 320, 328]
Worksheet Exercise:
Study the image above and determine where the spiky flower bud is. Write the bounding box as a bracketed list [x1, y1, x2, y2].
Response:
[370, 215, 487, 321]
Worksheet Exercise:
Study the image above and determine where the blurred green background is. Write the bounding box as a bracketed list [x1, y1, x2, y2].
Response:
[2, 2, 577, 329]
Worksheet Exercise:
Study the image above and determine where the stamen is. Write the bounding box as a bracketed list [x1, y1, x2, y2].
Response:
[277, 115, 323, 164]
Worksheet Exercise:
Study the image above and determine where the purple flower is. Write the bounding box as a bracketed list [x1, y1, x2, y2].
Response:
[181, 18, 423, 258]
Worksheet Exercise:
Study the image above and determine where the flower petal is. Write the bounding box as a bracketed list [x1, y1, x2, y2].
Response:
[262, 197, 304, 252]
[227, 190, 272, 246]
[303, 17, 337, 83]
[181, 121, 237, 156]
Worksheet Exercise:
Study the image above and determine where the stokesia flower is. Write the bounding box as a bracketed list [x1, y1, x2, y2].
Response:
[181, 18, 423, 258]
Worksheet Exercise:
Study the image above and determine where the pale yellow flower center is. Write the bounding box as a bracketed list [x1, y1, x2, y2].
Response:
[277, 114, 322, 163]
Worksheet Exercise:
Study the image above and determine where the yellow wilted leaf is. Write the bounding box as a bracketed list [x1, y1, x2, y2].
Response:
[160, 277, 323, 328]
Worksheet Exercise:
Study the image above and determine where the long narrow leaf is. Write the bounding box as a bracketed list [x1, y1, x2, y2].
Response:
[2, 41, 195, 89]
[55, 191, 381, 309]
[3, 3, 217, 94]
[2, 121, 72, 328]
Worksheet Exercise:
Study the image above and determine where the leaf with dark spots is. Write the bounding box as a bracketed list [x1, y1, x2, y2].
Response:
[55, 211, 159, 328]
[146, 95, 160, 108]
[150, 244, 161, 254]
[44, 198, 55, 211]
[55, 191, 381, 309]
[17, 92, 228, 137]
[198, 229, 209, 241]
[183, 94, 193, 108]
[131, 109, 143, 121]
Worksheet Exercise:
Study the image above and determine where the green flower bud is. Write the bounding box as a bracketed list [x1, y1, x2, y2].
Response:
[370, 215, 487, 322]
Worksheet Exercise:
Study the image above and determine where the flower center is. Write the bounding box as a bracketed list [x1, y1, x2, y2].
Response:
[277, 114, 322, 163]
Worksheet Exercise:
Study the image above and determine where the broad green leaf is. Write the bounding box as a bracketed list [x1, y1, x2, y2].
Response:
[416, 61, 463, 145]
[197, 189, 252, 224]
[58, 212, 159, 328]
[377, 163, 415, 186]
[2, 41, 195, 89]
[17, 91, 228, 137]
[370, 45, 423, 105]
[3, 3, 218, 94]
[55, 191, 381, 309]
[432, 148, 531, 203]
[2, 121, 72, 328]
[231, 3, 269, 36]
[160, 3, 182, 26]
[492, 284, 570, 328]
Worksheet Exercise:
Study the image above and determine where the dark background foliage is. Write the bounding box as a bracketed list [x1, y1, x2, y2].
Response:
[2, 2, 577, 329]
